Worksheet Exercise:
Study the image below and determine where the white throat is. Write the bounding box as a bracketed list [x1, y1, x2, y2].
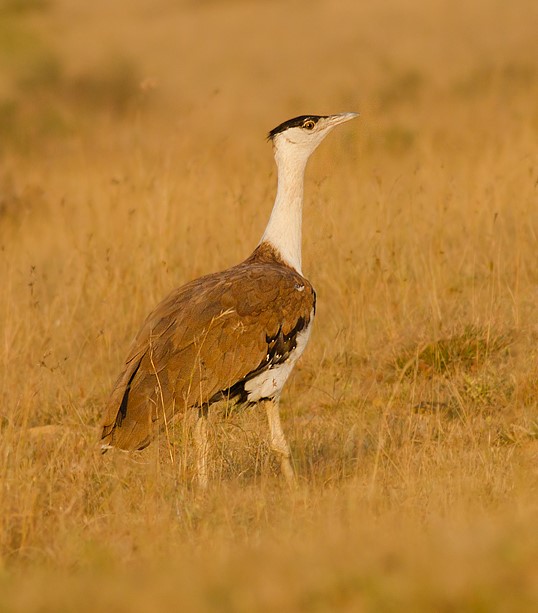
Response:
[260, 144, 309, 273]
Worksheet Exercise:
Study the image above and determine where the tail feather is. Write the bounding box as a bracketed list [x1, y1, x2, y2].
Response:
[100, 354, 157, 451]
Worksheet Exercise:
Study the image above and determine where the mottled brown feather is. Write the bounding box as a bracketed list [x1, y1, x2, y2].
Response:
[101, 243, 315, 451]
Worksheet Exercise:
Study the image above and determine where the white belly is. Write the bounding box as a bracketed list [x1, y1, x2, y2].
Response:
[244, 318, 313, 403]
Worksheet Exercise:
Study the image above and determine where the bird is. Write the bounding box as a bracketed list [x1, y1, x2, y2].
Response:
[100, 112, 358, 487]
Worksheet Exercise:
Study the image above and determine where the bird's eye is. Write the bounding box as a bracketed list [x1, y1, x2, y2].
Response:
[303, 119, 316, 130]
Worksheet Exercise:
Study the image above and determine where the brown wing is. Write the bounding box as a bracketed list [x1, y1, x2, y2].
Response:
[101, 254, 315, 451]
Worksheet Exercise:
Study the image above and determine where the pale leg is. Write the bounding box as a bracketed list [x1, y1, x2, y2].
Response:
[194, 409, 209, 489]
[264, 399, 296, 486]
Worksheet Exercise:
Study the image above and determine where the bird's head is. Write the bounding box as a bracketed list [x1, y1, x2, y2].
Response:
[268, 113, 358, 165]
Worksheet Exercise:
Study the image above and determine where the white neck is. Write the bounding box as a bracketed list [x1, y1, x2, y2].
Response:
[260, 145, 309, 273]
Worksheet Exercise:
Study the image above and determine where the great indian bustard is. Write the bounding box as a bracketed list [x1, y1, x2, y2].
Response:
[101, 112, 357, 486]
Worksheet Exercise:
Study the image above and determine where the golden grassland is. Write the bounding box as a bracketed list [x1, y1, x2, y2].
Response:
[1, 0, 538, 609]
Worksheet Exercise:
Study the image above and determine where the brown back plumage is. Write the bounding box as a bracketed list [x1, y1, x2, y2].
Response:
[101, 243, 315, 451]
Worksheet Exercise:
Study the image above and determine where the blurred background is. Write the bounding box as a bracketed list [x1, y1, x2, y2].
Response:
[2, 0, 537, 150]
[1, 1, 538, 610]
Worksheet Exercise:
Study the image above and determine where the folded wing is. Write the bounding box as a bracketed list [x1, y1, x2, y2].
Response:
[101, 252, 315, 451]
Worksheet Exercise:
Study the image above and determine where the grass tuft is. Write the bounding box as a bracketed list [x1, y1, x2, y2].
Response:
[395, 325, 513, 376]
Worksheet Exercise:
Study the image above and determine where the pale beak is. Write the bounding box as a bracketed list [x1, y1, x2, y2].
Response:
[325, 112, 359, 128]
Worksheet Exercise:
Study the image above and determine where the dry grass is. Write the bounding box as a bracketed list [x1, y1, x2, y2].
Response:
[1, 0, 538, 610]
